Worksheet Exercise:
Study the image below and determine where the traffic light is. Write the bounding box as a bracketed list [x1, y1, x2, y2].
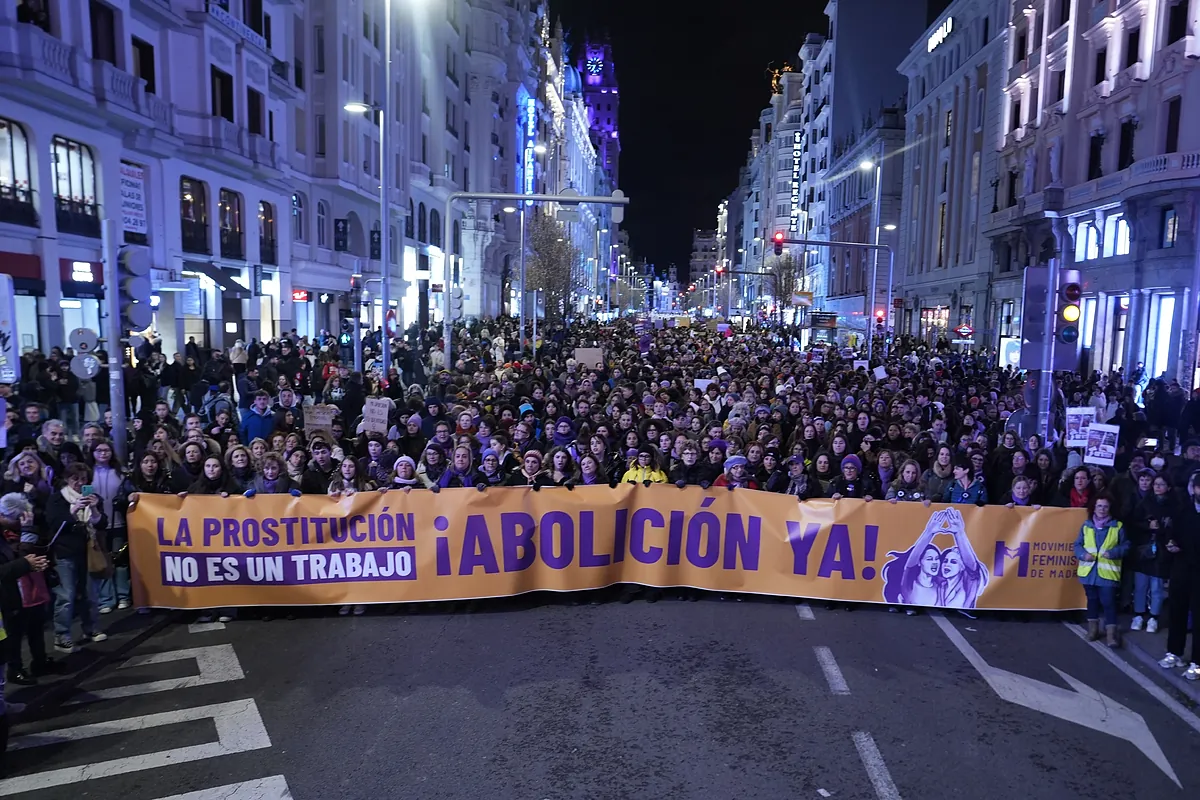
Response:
[450, 287, 464, 320]
[341, 318, 353, 335]
[774, 232, 784, 257]
[117, 246, 153, 332]
[350, 273, 362, 292]
[875, 310, 885, 336]
[1053, 267, 1082, 370]
[715, 264, 724, 277]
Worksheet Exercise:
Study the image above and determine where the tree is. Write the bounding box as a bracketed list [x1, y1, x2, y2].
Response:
[767, 252, 800, 324]
[526, 210, 580, 325]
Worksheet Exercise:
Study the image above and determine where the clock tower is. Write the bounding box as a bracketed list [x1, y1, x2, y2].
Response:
[578, 41, 620, 187]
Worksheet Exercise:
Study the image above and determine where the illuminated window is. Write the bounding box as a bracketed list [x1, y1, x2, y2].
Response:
[1075, 220, 1099, 261]
[1115, 217, 1131, 256]
[1162, 208, 1178, 248]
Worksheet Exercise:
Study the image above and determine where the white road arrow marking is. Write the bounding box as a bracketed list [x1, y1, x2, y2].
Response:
[66, 644, 245, 704]
[932, 614, 1179, 788]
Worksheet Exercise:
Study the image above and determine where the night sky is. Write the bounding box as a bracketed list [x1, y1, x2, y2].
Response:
[552, 0, 829, 282]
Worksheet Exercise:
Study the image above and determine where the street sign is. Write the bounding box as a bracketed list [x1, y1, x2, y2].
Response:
[70, 353, 101, 380]
[431, 283, 444, 293]
[954, 324, 975, 338]
[68, 327, 99, 353]
[334, 218, 349, 252]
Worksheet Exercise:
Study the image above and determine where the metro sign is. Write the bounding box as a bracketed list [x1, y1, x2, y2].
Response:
[954, 324, 975, 338]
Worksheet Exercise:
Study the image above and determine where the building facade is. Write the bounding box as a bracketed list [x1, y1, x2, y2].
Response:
[982, 0, 1200, 384]
[897, 0, 1006, 348]
[825, 108, 906, 345]
[1, 0, 297, 355]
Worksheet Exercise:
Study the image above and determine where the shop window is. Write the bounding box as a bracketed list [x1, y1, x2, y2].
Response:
[258, 201, 276, 265]
[0, 118, 36, 227]
[52, 135, 99, 237]
[292, 192, 306, 242]
[316, 200, 327, 247]
[180, 176, 209, 254]
[430, 209, 442, 247]
[1150, 294, 1177, 379]
[219, 189, 244, 260]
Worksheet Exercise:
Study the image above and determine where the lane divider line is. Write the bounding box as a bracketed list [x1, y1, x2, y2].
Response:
[795, 603, 815, 621]
[853, 731, 902, 800]
[815, 645, 851, 695]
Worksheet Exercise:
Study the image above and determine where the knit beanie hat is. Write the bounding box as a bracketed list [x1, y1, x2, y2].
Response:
[0, 492, 33, 521]
[841, 454, 863, 473]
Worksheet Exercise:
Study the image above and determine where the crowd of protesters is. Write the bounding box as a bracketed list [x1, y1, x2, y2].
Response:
[0, 314, 1197, 717]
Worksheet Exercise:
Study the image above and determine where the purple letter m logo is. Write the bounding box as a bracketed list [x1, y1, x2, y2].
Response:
[993, 542, 1030, 578]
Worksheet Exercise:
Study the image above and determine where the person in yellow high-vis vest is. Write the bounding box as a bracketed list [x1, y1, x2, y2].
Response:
[1074, 495, 1130, 647]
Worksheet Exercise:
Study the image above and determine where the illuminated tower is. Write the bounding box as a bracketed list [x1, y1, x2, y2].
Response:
[578, 40, 619, 187]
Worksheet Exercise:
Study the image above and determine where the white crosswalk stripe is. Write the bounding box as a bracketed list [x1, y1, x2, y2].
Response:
[3, 635, 289, 798]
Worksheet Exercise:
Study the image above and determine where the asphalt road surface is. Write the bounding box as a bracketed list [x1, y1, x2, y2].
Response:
[5, 596, 1199, 799]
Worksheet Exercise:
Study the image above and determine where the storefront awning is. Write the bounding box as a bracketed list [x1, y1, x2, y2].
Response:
[181, 261, 251, 299]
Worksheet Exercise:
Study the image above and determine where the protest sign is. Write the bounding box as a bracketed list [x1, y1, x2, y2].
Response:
[853, 360, 869, 372]
[694, 379, 714, 392]
[131, 488, 1087, 612]
[1084, 423, 1119, 467]
[1065, 407, 1096, 448]
[873, 365, 888, 381]
[305, 405, 338, 441]
[573, 347, 605, 369]
[361, 398, 391, 435]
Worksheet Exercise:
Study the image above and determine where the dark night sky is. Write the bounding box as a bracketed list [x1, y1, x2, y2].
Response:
[551, 0, 830, 281]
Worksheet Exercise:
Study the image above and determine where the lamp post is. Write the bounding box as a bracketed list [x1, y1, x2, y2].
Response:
[860, 157, 892, 360]
[594, 226, 608, 317]
[343, 0, 392, 378]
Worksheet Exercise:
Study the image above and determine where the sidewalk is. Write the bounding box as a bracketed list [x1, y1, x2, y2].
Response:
[1119, 613, 1200, 706]
[5, 608, 179, 717]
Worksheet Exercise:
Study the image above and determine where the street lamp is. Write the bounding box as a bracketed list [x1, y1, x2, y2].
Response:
[502, 205, 516, 214]
[859, 156, 896, 359]
[339, 0, 393, 378]
[533, 143, 548, 155]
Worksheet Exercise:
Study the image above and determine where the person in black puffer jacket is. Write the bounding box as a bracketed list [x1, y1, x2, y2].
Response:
[1159, 472, 1200, 680]
[46, 463, 108, 654]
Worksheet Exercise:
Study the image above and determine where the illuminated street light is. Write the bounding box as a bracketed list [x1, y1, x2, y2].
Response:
[884, 223, 897, 231]
[533, 143, 548, 155]
[859, 159, 875, 171]
[343, 101, 372, 113]
[503, 206, 517, 213]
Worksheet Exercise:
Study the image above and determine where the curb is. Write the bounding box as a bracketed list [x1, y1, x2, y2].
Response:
[1122, 631, 1200, 707]
[17, 610, 181, 717]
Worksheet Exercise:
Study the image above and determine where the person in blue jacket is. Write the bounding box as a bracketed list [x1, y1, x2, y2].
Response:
[239, 391, 276, 444]
[1074, 493, 1129, 647]
[942, 455, 988, 505]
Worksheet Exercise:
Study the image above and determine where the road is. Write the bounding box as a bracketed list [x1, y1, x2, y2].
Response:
[4, 596, 1199, 799]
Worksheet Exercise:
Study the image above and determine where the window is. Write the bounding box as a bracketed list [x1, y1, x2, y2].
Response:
[936, 203, 946, 267]
[316, 201, 327, 247]
[89, 1, 117, 66]
[1115, 217, 1131, 256]
[218, 189, 243, 259]
[944, 110, 952, 146]
[1117, 119, 1136, 171]
[1125, 27, 1140, 69]
[982, 16, 990, 44]
[363, 11, 370, 39]
[1165, 97, 1182, 154]
[1015, 28, 1027, 61]
[16, 0, 52, 32]
[1168, 0, 1189, 45]
[389, 225, 398, 263]
[453, 220, 461, 254]
[1094, 48, 1107, 85]
[314, 25, 325, 73]
[263, 13, 272, 48]
[430, 209, 442, 247]
[52, 135, 98, 222]
[1150, 294, 1177, 379]
[417, 202, 427, 242]
[247, 89, 265, 136]
[291, 192, 306, 242]
[1006, 169, 1018, 208]
[1162, 207, 1179, 248]
[132, 37, 156, 94]
[1011, 100, 1021, 131]
[1087, 133, 1104, 180]
[0, 118, 35, 227]
[211, 66, 234, 123]
[1054, 70, 1066, 102]
[258, 201, 276, 264]
[1075, 220, 1100, 261]
[244, 0, 263, 35]
[1058, 0, 1070, 27]
[180, 176, 208, 246]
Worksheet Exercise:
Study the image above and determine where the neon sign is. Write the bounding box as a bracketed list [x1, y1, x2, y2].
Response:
[790, 131, 802, 233]
[524, 97, 536, 204]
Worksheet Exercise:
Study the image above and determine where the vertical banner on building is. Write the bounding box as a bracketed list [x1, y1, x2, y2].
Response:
[0, 274, 20, 384]
[119, 161, 148, 236]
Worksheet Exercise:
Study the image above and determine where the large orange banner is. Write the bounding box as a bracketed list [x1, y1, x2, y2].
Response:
[129, 487, 1088, 611]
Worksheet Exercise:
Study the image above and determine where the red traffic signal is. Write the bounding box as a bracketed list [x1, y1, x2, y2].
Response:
[715, 265, 725, 276]
[773, 232, 784, 257]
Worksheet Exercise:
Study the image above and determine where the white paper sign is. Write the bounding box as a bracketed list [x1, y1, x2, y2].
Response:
[1065, 406, 1097, 448]
[0, 275, 20, 384]
[693, 379, 714, 392]
[853, 360, 869, 372]
[573, 347, 604, 369]
[120, 161, 148, 235]
[1084, 423, 1120, 467]
[362, 397, 391, 434]
[305, 404, 338, 441]
[873, 365, 888, 381]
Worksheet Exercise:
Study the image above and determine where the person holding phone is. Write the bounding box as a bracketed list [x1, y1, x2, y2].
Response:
[0, 509, 49, 772]
[46, 463, 108, 654]
[0, 494, 52, 685]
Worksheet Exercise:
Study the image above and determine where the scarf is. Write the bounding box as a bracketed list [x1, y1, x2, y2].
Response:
[91, 463, 122, 524]
[552, 429, 576, 447]
[1069, 487, 1090, 508]
[61, 485, 92, 525]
